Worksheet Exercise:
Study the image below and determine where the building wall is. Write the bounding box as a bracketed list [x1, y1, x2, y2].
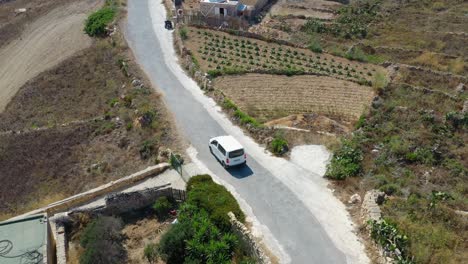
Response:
[200, 2, 239, 17]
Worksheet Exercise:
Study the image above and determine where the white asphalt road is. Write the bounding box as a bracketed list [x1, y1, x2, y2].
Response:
[125, 1, 368, 263]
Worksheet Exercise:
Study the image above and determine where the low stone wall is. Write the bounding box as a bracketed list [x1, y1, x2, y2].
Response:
[10, 163, 170, 221]
[228, 212, 271, 264]
[103, 185, 179, 215]
[360, 190, 396, 264]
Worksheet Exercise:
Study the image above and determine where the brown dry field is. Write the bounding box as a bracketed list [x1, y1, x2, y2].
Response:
[213, 73, 374, 122]
[269, 0, 340, 20]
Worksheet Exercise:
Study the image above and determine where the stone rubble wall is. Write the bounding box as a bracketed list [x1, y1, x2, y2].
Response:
[360, 189, 384, 225]
[360, 190, 396, 264]
[9, 163, 169, 220]
[228, 212, 271, 264]
[103, 185, 175, 215]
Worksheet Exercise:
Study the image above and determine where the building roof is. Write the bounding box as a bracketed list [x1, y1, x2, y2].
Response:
[0, 214, 48, 264]
[212, 135, 244, 152]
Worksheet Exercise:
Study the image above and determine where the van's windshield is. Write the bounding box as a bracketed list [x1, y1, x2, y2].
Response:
[229, 149, 244, 158]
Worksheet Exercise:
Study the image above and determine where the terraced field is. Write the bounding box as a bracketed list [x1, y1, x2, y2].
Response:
[184, 27, 384, 85]
[213, 74, 374, 122]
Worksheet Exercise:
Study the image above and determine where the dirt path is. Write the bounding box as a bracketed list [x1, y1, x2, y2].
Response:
[0, 0, 102, 112]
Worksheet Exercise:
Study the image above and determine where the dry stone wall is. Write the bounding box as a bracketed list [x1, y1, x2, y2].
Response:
[228, 212, 271, 264]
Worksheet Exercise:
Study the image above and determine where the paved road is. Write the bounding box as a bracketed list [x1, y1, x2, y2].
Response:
[125, 1, 348, 263]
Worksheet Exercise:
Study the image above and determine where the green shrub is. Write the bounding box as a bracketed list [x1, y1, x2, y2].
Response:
[158, 216, 192, 263]
[179, 27, 188, 40]
[84, 7, 115, 37]
[159, 204, 237, 263]
[373, 71, 388, 91]
[270, 134, 288, 155]
[379, 183, 400, 195]
[405, 148, 434, 165]
[308, 37, 323, 53]
[222, 98, 238, 110]
[368, 219, 413, 264]
[355, 115, 367, 129]
[139, 139, 156, 160]
[234, 109, 261, 128]
[187, 175, 245, 230]
[325, 139, 362, 180]
[152, 196, 173, 220]
[345, 47, 367, 62]
[445, 111, 468, 129]
[143, 243, 159, 264]
[80, 216, 125, 264]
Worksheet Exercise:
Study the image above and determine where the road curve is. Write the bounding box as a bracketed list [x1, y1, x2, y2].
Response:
[124, 1, 361, 263]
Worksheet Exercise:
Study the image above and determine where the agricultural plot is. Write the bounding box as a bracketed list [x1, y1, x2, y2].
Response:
[213, 74, 374, 122]
[184, 27, 384, 85]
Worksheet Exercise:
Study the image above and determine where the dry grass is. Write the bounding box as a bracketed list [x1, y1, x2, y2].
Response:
[213, 74, 374, 122]
[122, 216, 169, 264]
[0, 31, 180, 217]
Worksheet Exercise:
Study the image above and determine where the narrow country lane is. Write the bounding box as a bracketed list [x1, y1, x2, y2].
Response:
[124, 1, 368, 263]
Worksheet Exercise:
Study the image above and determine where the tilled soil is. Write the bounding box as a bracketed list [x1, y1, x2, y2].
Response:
[213, 73, 374, 122]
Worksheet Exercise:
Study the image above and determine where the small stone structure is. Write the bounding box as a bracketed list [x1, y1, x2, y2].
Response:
[361, 190, 385, 224]
[228, 212, 271, 264]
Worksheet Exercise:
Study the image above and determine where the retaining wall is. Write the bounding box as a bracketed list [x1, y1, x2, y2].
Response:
[228, 212, 271, 264]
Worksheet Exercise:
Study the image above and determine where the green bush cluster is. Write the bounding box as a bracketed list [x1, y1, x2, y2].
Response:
[187, 175, 245, 230]
[158, 175, 249, 263]
[179, 27, 188, 40]
[159, 204, 237, 264]
[270, 134, 288, 155]
[84, 7, 116, 37]
[153, 196, 174, 220]
[445, 111, 468, 129]
[368, 219, 414, 264]
[139, 139, 156, 160]
[325, 139, 362, 180]
[80, 216, 125, 264]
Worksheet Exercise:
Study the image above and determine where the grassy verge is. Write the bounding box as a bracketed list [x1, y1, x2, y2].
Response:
[326, 83, 467, 263]
[222, 98, 263, 128]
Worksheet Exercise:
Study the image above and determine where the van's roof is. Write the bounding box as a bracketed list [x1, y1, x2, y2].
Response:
[212, 135, 243, 152]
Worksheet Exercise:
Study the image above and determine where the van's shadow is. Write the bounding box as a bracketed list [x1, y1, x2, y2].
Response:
[226, 164, 253, 179]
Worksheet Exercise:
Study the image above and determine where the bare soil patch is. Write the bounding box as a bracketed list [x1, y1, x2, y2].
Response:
[0, 0, 79, 48]
[0, 0, 102, 112]
[123, 216, 170, 264]
[0, 7, 181, 218]
[269, 0, 340, 20]
[213, 73, 374, 122]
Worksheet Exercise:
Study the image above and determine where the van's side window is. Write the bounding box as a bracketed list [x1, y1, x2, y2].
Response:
[218, 145, 226, 155]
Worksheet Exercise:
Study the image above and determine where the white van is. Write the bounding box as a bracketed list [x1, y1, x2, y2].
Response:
[209, 135, 246, 168]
